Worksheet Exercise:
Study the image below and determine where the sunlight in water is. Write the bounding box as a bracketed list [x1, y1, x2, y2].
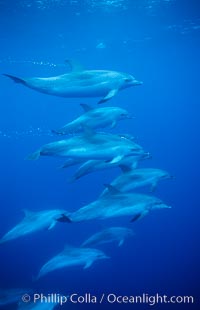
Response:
[18, 0, 174, 11]
[0, 127, 53, 139]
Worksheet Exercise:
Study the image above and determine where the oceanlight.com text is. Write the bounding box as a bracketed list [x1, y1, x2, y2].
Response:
[22, 292, 195, 306]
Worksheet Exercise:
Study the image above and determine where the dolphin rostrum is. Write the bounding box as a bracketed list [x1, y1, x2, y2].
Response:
[0, 209, 69, 244]
[82, 227, 134, 248]
[3, 60, 142, 104]
[53, 104, 131, 135]
[35, 245, 109, 280]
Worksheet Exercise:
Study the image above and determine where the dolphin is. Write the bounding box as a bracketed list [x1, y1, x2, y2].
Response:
[18, 301, 58, 310]
[64, 190, 171, 223]
[82, 227, 134, 248]
[53, 104, 131, 135]
[27, 130, 144, 164]
[60, 158, 84, 169]
[3, 60, 142, 104]
[0, 288, 33, 307]
[100, 168, 172, 197]
[68, 152, 151, 181]
[0, 209, 69, 244]
[35, 245, 109, 280]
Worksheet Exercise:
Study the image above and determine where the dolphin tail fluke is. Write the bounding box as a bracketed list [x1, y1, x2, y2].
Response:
[26, 150, 40, 160]
[3, 74, 27, 85]
[56, 214, 72, 223]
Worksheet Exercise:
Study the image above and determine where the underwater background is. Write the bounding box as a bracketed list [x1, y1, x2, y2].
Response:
[0, 0, 199, 309]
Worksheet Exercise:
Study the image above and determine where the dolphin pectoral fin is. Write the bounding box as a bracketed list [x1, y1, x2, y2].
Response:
[26, 150, 40, 160]
[60, 159, 82, 169]
[118, 239, 124, 247]
[130, 214, 141, 222]
[150, 182, 157, 192]
[84, 260, 93, 269]
[98, 89, 119, 104]
[110, 121, 117, 129]
[109, 155, 124, 164]
[131, 210, 149, 222]
[48, 221, 57, 230]
[3, 74, 27, 85]
[65, 59, 84, 72]
[104, 184, 121, 195]
[80, 103, 93, 112]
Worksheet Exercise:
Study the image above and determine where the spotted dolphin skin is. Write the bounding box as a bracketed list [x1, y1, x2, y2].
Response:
[3, 60, 142, 104]
[64, 191, 171, 223]
[100, 168, 172, 197]
[35, 245, 109, 280]
[82, 227, 134, 248]
[67, 152, 150, 181]
[27, 131, 144, 164]
[0, 209, 68, 244]
[54, 104, 131, 135]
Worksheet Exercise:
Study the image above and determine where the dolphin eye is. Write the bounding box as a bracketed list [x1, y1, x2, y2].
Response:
[125, 78, 132, 82]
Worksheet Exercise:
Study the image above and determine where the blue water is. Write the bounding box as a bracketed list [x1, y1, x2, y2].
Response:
[0, 0, 199, 309]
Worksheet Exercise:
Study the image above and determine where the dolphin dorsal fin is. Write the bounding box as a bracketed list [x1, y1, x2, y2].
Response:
[80, 103, 93, 112]
[104, 184, 121, 195]
[65, 59, 84, 72]
[22, 209, 34, 217]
